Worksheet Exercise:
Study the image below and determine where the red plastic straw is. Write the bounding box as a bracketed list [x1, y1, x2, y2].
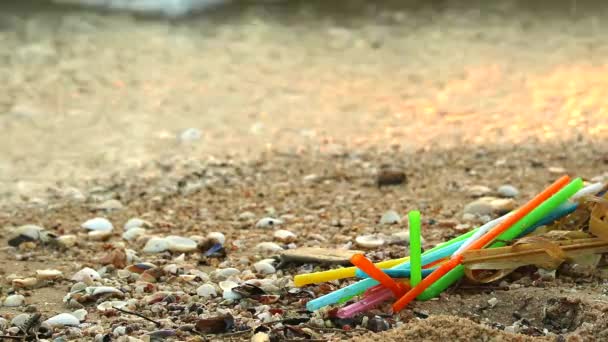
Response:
[392, 175, 570, 313]
[350, 254, 408, 298]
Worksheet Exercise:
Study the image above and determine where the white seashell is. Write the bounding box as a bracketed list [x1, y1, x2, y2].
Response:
[86, 286, 123, 297]
[14, 225, 44, 240]
[88, 230, 112, 241]
[11, 313, 30, 327]
[390, 231, 410, 243]
[70, 282, 87, 293]
[71, 268, 101, 282]
[218, 280, 238, 291]
[223, 289, 241, 300]
[71, 309, 87, 321]
[166, 236, 198, 252]
[57, 234, 77, 247]
[189, 270, 211, 282]
[143, 237, 170, 253]
[124, 218, 148, 230]
[215, 268, 240, 279]
[3, 294, 25, 307]
[255, 217, 283, 228]
[196, 284, 217, 298]
[255, 242, 283, 253]
[36, 269, 63, 280]
[207, 232, 226, 245]
[273, 230, 297, 243]
[163, 264, 179, 274]
[44, 313, 80, 327]
[253, 262, 276, 275]
[12, 278, 38, 288]
[355, 235, 386, 249]
[97, 301, 127, 312]
[122, 228, 146, 241]
[81, 217, 113, 232]
[380, 210, 401, 225]
[497, 185, 519, 198]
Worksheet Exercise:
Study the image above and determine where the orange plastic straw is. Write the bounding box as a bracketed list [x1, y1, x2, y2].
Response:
[350, 254, 408, 298]
[392, 175, 570, 312]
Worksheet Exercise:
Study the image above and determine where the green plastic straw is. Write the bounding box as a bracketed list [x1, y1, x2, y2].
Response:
[417, 177, 584, 300]
[409, 211, 422, 287]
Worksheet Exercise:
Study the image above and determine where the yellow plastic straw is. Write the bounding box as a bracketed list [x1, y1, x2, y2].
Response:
[294, 257, 408, 287]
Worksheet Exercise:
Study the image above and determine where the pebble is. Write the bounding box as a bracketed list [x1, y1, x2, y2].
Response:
[36, 269, 63, 280]
[13, 224, 45, 240]
[122, 227, 146, 241]
[390, 231, 410, 244]
[253, 261, 276, 275]
[97, 301, 127, 312]
[12, 277, 38, 288]
[355, 235, 386, 249]
[124, 218, 149, 230]
[57, 234, 77, 247]
[465, 185, 492, 197]
[377, 169, 406, 187]
[196, 284, 217, 298]
[497, 185, 519, 198]
[143, 237, 170, 253]
[71, 268, 101, 282]
[215, 268, 241, 279]
[44, 313, 80, 327]
[488, 297, 499, 308]
[380, 210, 401, 225]
[165, 236, 198, 252]
[179, 128, 202, 142]
[273, 229, 297, 243]
[256, 242, 284, 253]
[71, 309, 88, 321]
[81, 218, 113, 232]
[463, 197, 516, 216]
[88, 230, 112, 241]
[255, 217, 283, 228]
[3, 294, 25, 307]
[11, 313, 30, 327]
[239, 211, 256, 220]
[207, 232, 226, 245]
[251, 332, 270, 342]
[548, 166, 567, 174]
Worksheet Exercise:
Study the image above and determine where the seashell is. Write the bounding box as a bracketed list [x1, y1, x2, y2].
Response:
[71, 309, 87, 321]
[207, 232, 226, 245]
[70, 282, 87, 293]
[189, 270, 210, 282]
[0, 317, 7, 330]
[355, 235, 386, 249]
[86, 286, 123, 297]
[3, 294, 25, 307]
[222, 289, 241, 300]
[87, 230, 112, 241]
[97, 300, 127, 312]
[380, 210, 401, 225]
[218, 280, 238, 291]
[143, 237, 170, 253]
[273, 230, 297, 243]
[12, 277, 38, 288]
[81, 217, 113, 232]
[71, 268, 101, 282]
[165, 236, 197, 252]
[36, 269, 63, 280]
[497, 185, 519, 198]
[162, 264, 179, 274]
[252, 332, 271, 342]
[124, 218, 150, 230]
[390, 231, 410, 244]
[255, 218, 283, 228]
[125, 249, 138, 263]
[196, 284, 217, 298]
[126, 263, 157, 274]
[173, 253, 186, 263]
[122, 228, 146, 241]
[11, 313, 30, 327]
[255, 242, 283, 253]
[44, 313, 80, 327]
[8, 225, 45, 246]
[57, 234, 77, 248]
[117, 270, 131, 279]
[215, 268, 240, 280]
[253, 261, 276, 275]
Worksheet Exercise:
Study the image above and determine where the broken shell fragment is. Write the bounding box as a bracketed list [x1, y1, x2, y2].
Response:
[126, 263, 157, 274]
[165, 236, 198, 252]
[355, 235, 386, 249]
[380, 210, 401, 225]
[273, 230, 297, 243]
[12, 277, 38, 289]
[255, 242, 283, 253]
[124, 218, 150, 230]
[97, 300, 127, 312]
[71, 268, 101, 282]
[122, 227, 146, 241]
[143, 237, 170, 253]
[196, 284, 217, 298]
[71, 309, 87, 321]
[253, 261, 276, 275]
[36, 269, 63, 281]
[44, 313, 80, 327]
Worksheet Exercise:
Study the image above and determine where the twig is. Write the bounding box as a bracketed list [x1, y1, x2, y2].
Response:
[113, 306, 161, 327]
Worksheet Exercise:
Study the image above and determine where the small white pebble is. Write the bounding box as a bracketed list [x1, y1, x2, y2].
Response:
[253, 261, 276, 275]
[255, 242, 283, 253]
[497, 185, 519, 198]
[81, 218, 113, 232]
[255, 217, 283, 228]
[355, 235, 385, 249]
[196, 284, 217, 298]
[273, 229, 297, 243]
[488, 297, 498, 308]
[380, 210, 401, 225]
[3, 294, 25, 307]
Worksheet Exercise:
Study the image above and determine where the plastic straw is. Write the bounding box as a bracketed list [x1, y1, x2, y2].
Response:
[408, 211, 422, 286]
[393, 176, 582, 312]
[350, 254, 408, 297]
[454, 212, 513, 255]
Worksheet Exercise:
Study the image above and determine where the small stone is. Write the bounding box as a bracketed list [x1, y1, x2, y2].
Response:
[122, 228, 146, 241]
[165, 236, 197, 252]
[253, 261, 276, 275]
[255, 242, 284, 253]
[239, 211, 256, 220]
[273, 230, 297, 243]
[355, 235, 386, 249]
[377, 169, 406, 187]
[44, 313, 80, 327]
[548, 166, 567, 174]
[215, 268, 241, 279]
[465, 185, 492, 197]
[71, 268, 101, 282]
[81, 218, 113, 232]
[497, 185, 519, 198]
[36, 269, 63, 280]
[11, 313, 30, 327]
[179, 128, 202, 142]
[88, 230, 112, 241]
[3, 294, 25, 307]
[12, 277, 38, 288]
[57, 234, 77, 248]
[71, 309, 87, 321]
[251, 332, 270, 342]
[463, 197, 516, 216]
[196, 284, 217, 298]
[207, 232, 226, 245]
[124, 218, 149, 230]
[389, 231, 409, 244]
[379, 210, 401, 225]
[143, 237, 170, 253]
[255, 218, 283, 228]
[94, 199, 123, 211]
[488, 297, 498, 308]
